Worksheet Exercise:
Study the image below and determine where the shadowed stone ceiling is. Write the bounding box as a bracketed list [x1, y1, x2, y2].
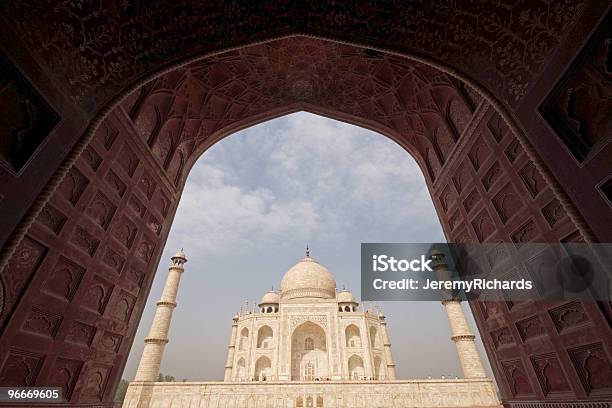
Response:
[2, 0, 585, 113]
[120, 37, 482, 181]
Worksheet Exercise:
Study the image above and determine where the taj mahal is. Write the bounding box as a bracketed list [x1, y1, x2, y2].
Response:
[123, 249, 500, 408]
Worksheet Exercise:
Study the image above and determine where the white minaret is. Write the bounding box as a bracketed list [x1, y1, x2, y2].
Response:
[224, 314, 239, 381]
[431, 249, 487, 378]
[134, 249, 187, 382]
[378, 314, 397, 380]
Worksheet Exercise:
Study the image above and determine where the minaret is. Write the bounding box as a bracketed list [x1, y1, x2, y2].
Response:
[378, 314, 397, 380]
[431, 249, 486, 378]
[134, 249, 187, 382]
[224, 314, 239, 381]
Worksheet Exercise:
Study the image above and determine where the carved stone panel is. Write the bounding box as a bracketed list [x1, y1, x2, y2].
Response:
[539, 13, 611, 162]
[472, 210, 495, 242]
[491, 327, 515, 350]
[85, 192, 116, 230]
[81, 145, 102, 171]
[531, 353, 571, 396]
[511, 220, 538, 244]
[80, 364, 111, 402]
[112, 290, 135, 323]
[70, 226, 99, 257]
[97, 123, 118, 151]
[504, 139, 522, 163]
[37, 204, 67, 235]
[0, 52, 59, 172]
[58, 167, 89, 206]
[0, 236, 47, 327]
[568, 343, 612, 395]
[548, 301, 590, 333]
[105, 169, 127, 197]
[516, 316, 545, 342]
[482, 162, 502, 191]
[21, 307, 62, 338]
[468, 138, 491, 171]
[502, 359, 535, 397]
[112, 217, 137, 249]
[49, 358, 83, 401]
[519, 162, 545, 198]
[487, 113, 509, 143]
[0, 349, 44, 386]
[117, 144, 140, 177]
[102, 248, 125, 275]
[541, 204, 567, 234]
[99, 331, 122, 353]
[452, 164, 470, 193]
[65, 321, 96, 347]
[82, 276, 113, 315]
[42, 256, 84, 301]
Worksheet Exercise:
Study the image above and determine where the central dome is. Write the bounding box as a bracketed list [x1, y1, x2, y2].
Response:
[280, 255, 337, 300]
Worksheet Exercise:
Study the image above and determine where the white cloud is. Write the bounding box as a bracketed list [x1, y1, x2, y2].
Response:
[166, 111, 443, 258]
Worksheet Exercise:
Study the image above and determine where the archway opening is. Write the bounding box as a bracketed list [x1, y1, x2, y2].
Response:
[374, 356, 384, 380]
[257, 325, 273, 349]
[0, 32, 603, 408]
[122, 112, 491, 387]
[345, 325, 361, 348]
[255, 356, 272, 381]
[348, 355, 365, 380]
[291, 321, 328, 381]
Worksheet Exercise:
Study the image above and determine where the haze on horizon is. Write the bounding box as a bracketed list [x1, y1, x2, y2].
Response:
[122, 112, 494, 382]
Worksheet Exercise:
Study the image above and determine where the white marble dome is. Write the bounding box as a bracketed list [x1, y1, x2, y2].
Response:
[259, 290, 279, 305]
[280, 255, 336, 300]
[337, 290, 356, 303]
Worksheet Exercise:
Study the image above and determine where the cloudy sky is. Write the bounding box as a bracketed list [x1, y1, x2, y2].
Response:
[121, 112, 494, 381]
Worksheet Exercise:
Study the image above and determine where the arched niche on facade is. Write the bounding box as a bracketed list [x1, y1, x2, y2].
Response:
[235, 358, 246, 381]
[348, 355, 365, 380]
[254, 356, 272, 381]
[374, 356, 384, 380]
[239, 328, 249, 351]
[257, 325, 273, 349]
[291, 321, 328, 381]
[369, 326, 379, 349]
[345, 324, 361, 348]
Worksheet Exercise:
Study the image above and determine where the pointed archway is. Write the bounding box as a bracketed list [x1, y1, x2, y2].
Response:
[0, 4, 610, 406]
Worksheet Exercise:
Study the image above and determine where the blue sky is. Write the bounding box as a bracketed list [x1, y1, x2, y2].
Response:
[122, 112, 494, 381]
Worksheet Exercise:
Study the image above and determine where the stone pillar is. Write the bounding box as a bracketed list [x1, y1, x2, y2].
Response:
[134, 250, 187, 382]
[224, 315, 239, 381]
[379, 316, 396, 380]
[432, 249, 486, 379]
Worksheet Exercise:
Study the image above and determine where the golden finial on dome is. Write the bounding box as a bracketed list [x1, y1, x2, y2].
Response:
[306, 244, 310, 257]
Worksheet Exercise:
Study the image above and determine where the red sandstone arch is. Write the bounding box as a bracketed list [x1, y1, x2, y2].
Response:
[0, 3, 610, 407]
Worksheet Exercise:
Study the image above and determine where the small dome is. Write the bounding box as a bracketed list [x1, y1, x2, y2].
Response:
[337, 290, 356, 303]
[259, 290, 279, 305]
[172, 249, 187, 260]
[280, 255, 336, 300]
